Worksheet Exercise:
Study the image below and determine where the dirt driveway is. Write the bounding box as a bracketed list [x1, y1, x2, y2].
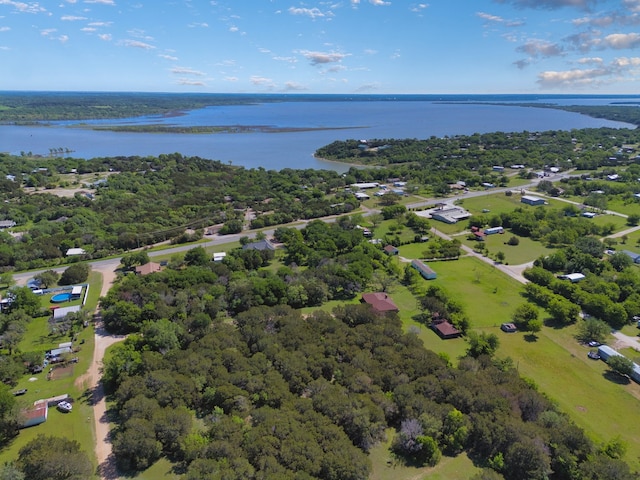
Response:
[74, 266, 125, 479]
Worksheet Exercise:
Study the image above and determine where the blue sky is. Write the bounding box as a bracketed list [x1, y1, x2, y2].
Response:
[2, 0, 640, 93]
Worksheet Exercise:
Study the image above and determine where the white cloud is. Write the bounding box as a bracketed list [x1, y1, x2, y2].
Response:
[251, 75, 274, 86]
[0, 26, 10, 31]
[288, 7, 330, 19]
[602, 33, 640, 49]
[98, 33, 111, 40]
[410, 4, 429, 14]
[188, 22, 208, 28]
[61, 15, 86, 21]
[494, 0, 596, 10]
[158, 53, 178, 61]
[224, 76, 238, 82]
[297, 50, 350, 65]
[477, 11, 524, 26]
[40, 28, 57, 36]
[284, 81, 306, 91]
[273, 55, 297, 63]
[81, 27, 96, 32]
[369, 0, 390, 5]
[517, 39, 563, 57]
[229, 25, 239, 32]
[176, 78, 206, 86]
[624, 0, 640, 12]
[84, 0, 115, 4]
[122, 39, 154, 49]
[88, 21, 112, 26]
[577, 56, 603, 64]
[0, 0, 47, 14]
[171, 66, 206, 76]
[537, 68, 608, 88]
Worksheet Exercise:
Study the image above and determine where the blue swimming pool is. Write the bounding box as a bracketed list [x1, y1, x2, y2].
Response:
[51, 293, 71, 303]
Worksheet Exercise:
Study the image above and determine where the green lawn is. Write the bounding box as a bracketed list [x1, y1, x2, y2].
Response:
[369, 429, 481, 480]
[0, 271, 102, 475]
[460, 233, 555, 266]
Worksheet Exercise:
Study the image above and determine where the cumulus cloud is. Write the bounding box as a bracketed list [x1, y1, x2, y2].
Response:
[224, 76, 238, 82]
[171, 66, 206, 76]
[158, 53, 178, 61]
[97, 33, 111, 40]
[602, 32, 640, 49]
[0, 0, 47, 14]
[288, 7, 331, 19]
[493, 0, 596, 10]
[410, 4, 429, 14]
[538, 56, 640, 88]
[0, 26, 10, 32]
[624, 0, 640, 12]
[122, 39, 154, 49]
[251, 75, 275, 87]
[84, 0, 115, 4]
[61, 15, 86, 21]
[369, 0, 390, 5]
[297, 50, 349, 66]
[188, 22, 208, 28]
[517, 39, 563, 57]
[537, 68, 608, 87]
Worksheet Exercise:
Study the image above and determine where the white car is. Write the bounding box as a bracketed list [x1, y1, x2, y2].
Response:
[57, 401, 72, 413]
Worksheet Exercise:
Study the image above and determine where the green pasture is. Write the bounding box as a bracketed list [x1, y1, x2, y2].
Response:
[598, 196, 640, 218]
[393, 256, 640, 468]
[0, 272, 102, 474]
[459, 232, 555, 266]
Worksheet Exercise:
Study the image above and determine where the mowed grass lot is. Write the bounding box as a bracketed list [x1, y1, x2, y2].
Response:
[0, 272, 102, 474]
[383, 257, 640, 470]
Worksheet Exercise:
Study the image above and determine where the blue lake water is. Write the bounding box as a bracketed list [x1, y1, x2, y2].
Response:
[1, 94, 638, 172]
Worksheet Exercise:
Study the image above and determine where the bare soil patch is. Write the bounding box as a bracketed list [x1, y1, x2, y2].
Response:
[48, 365, 75, 380]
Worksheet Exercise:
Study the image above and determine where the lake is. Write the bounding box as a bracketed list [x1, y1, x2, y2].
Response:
[1, 94, 637, 172]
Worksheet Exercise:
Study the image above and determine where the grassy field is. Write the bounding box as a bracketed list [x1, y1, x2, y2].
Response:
[0, 271, 102, 474]
[382, 256, 640, 470]
[459, 232, 554, 266]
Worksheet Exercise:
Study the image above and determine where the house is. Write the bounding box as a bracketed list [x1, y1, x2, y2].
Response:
[521, 195, 545, 206]
[0, 220, 16, 229]
[484, 226, 504, 235]
[597, 346, 640, 383]
[607, 174, 620, 181]
[492, 166, 505, 172]
[213, 252, 226, 262]
[622, 250, 640, 264]
[559, 273, 585, 283]
[354, 192, 370, 200]
[431, 319, 462, 339]
[135, 262, 162, 276]
[481, 182, 495, 188]
[430, 207, 471, 224]
[383, 245, 399, 255]
[411, 259, 437, 280]
[473, 231, 485, 241]
[66, 248, 86, 256]
[582, 212, 597, 218]
[361, 292, 399, 313]
[501, 323, 517, 333]
[242, 239, 276, 251]
[21, 403, 48, 428]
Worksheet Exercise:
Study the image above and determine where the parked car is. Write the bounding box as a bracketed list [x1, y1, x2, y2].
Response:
[12, 389, 27, 396]
[57, 401, 72, 413]
[587, 351, 601, 360]
[588, 341, 601, 347]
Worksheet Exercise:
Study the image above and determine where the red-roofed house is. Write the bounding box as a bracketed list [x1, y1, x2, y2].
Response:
[361, 292, 399, 313]
[21, 403, 48, 428]
[431, 319, 462, 339]
[135, 262, 162, 276]
[384, 245, 399, 255]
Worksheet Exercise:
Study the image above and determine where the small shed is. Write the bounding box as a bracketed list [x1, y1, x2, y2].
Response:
[521, 195, 545, 206]
[213, 252, 226, 262]
[21, 403, 48, 428]
[66, 248, 86, 256]
[411, 259, 437, 280]
[383, 245, 399, 255]
[71, 286, 83, 299]
[559, 273, 585, 283]
[431, 319, 462, 339]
